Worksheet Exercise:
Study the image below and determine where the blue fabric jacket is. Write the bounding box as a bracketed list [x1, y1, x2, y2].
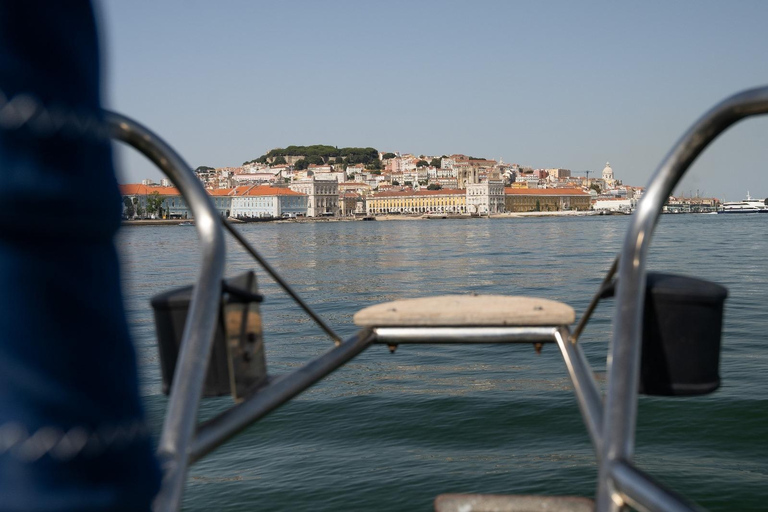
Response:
[0, 2, 162, 510]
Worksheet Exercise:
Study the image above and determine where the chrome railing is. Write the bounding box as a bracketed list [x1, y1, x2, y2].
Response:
[108, 113, 226, 512]
[598, 86, 768, 512]
[110, 85, 768, 511]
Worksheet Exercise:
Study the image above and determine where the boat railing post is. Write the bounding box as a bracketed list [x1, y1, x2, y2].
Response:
[107, 112, 226, 512]
[597, 86, 768, 510]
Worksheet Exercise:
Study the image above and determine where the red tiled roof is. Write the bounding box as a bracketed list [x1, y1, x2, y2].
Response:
[119, 184, 180, 196]
[119, 184, 306, 198]
[242, 185, 306, 197]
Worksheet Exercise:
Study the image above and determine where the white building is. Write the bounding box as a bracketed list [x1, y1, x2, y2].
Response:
[593, 197, 636, 212]
[602, 162, 616, 188]
[466, 179, 506, 214]
[229, 185, 308, 219]
[290, 177, 339, 216]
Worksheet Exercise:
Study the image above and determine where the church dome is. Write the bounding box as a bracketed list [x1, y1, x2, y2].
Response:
[602, 162, 613, 180]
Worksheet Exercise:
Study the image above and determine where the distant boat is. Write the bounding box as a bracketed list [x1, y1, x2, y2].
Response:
[178, 221, 194, 226]
[718, 192, 768, 214]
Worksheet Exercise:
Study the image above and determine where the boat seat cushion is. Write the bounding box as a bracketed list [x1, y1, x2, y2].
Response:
[434, 493, 594, 512]
[353, 295, 575, 327]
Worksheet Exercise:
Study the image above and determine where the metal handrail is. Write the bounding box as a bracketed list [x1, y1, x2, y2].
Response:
[597, 85, 768, 511]
[107, 85, 768, 512]
[107, 113, 227, 512]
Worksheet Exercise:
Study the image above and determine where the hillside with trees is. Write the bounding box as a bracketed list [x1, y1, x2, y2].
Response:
[244, 145, 382, 170]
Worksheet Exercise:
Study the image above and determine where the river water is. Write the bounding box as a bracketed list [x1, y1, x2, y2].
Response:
[118, 214, 768, 511]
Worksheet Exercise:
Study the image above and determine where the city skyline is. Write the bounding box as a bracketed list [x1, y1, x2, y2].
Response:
[99, 1, 768, 201]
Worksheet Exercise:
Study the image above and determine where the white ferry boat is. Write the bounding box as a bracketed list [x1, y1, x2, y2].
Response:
[718, 192, 768, 213]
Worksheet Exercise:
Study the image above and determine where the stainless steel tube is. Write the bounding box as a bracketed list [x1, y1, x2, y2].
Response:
[223, 220, 342, 344]
[107, 113, 227, 512]
[190, 329, 375, 463]
[611, 461, 701, 512]
[373, 326, 559, 344]
[554, 328, 603, 456]
[597, 86, 768, 511]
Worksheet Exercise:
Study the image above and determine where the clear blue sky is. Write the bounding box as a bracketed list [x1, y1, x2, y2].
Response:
[97, 0, 768, 201]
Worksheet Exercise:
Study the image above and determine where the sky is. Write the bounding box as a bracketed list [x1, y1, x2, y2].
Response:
[97, 0, 768, 201]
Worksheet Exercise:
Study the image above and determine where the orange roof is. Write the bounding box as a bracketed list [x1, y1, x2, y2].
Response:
[504, 188, 589, 196]
[119, 184, 180, 196]
[242, 185, 306, 197]
[209, 188, 237, 196]
[221, 186, 253, 196]
[119, 184, 306, 198]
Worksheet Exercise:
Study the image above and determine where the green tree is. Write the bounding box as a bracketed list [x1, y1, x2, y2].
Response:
[294, 159, 309, 170]
[404, 181, 413, 186]
[590, 183, 601, 194]
[194, 165, 215, 173]
[272, 155, 287, 165]
[427, 184, 442, 190]
[535, 199, 541, 212]
[132, 197, 144, 218]
[429, 158, 441, 168]
[416, 159, 429, 167]
[123, 197, 135, 218]
[146, 191, 165, 219]
[382, 152, 396, 159]
[392, 180, 400, 186]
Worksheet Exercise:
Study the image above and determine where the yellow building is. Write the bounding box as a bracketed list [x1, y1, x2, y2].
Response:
[504, 188, 591, 212]
[366, 189, 466, 215]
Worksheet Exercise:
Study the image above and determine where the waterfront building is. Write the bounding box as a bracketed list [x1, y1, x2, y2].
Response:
[504, 188, 592, 212]
[593, 196, 636, 213]
[466, 179, 506, 214]
[120, 184, 231, 219]
[207, 189, 234, 218]
[339, 192, 360, 217]
[366, 189, 466, 215]
[229, 185, 307, 219]
[290, 177, 339, 216]
[121, 184, 179, 219]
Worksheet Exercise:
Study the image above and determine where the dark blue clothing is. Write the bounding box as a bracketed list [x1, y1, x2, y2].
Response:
[0, 2, 161, 510]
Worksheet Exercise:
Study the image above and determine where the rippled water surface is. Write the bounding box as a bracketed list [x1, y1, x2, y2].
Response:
[118, 215, 768, 511]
